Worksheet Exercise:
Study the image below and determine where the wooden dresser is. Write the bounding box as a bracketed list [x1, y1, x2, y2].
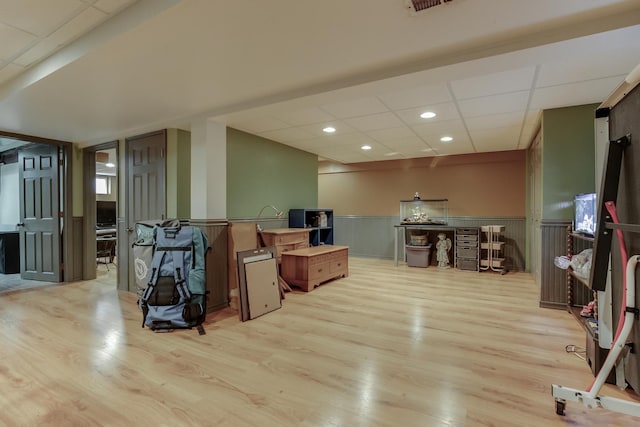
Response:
[280, 245, 349, 292]
[259, 228, 311, 262]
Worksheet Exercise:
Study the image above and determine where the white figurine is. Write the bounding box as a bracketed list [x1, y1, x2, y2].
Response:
[436, 233, 452, 268]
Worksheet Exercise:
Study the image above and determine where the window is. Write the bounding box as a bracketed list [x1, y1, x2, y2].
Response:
[96, 176, 110, 195]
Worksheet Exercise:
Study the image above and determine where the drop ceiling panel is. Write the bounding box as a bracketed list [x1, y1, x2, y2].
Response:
[450, 67, 536, 99]
[536, 47, 639, 88]
[297, 121, 356, 137]
[46, 7, 108, 50]
[378, 82, 451, 110]
[378, 138, 431, 151]
[0, 23, 36, 60]
[411, 119, 467, 139]
[320, 96, 389, 118]
[344, 112, 405, 132]
[529, 76, 623, 110]
[0, 0, 85, 36]
[366, 126, 416, 142]
[464, 111, 525, 131]
[273, 107, 336, 126]
[457, 91, 530, 118]
[395, 102, 460, 125]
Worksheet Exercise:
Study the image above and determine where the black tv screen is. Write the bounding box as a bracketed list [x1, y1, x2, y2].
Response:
[574, 193, 597, 236]
[96, 201, 116, 226]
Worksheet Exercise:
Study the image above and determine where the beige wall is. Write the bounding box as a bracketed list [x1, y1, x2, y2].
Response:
[319, 150, 525, 217]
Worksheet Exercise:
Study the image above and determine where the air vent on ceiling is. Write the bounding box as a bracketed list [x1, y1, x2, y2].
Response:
[405, 0, 453, 15]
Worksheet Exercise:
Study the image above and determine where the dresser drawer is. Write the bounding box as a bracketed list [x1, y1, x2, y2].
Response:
[273, 232, 308, 245]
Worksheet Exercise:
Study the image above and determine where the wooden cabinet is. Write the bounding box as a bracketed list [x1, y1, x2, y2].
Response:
[280, 245, 348, 292]
[259, 228, 310, 263]
[288, 209, 334, 246]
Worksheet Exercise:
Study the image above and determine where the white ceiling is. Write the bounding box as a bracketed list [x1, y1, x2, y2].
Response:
[1, 0, 640, 163]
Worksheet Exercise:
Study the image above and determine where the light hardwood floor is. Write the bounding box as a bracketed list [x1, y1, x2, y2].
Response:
[1, 257, 638, 426]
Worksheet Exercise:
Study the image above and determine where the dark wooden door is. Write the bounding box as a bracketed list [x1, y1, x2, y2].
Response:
[18, 144, 61, 281]
[125, 130, 166, 291]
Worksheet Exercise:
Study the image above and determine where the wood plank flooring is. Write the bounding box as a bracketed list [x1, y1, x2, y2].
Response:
[1, 257, 639, 426]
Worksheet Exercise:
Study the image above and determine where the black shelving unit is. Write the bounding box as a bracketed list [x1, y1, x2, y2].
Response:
[288, 209, 333, 246]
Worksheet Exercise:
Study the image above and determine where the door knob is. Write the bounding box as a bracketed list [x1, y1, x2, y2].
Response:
[16, 223, 25, 227]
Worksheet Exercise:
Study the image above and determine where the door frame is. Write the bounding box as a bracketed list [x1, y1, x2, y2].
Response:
[0, 130, 73, 282]
[82, 141, 118, 281]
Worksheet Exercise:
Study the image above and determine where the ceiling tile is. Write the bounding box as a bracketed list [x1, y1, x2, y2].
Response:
[344, 112, 405, 132]
[378, 82, 451, 110]
[13, 38, 57, 67]
[366, 127, 415, 142]
[536, 50, 637, 87]
[0, 0, 84, 36]
[529, 76, 622, 110]
[0, 23, 36, 60]
[297, 120, 356, 137]
[450, 67, 536, 99]
[273, 107, 335, 126]
[377, 137, 432, 151]
[320, 96, 389, 118]
[464, 111, 525, 131]
[46, 6, 107, 48]
[457, 91, 529, 118]
[395, 102, 460, 125]
[411, 119, 467, 139]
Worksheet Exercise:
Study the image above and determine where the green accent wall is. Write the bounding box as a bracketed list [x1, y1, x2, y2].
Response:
[542, 104, 597, 219]
[227, 128, 318, 218]
[166, 128, 191, 220]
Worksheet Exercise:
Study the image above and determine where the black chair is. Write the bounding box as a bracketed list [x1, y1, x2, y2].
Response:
[96, 238, 116, 271]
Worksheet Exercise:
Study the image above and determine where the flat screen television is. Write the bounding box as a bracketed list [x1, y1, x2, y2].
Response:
[574, 193, 597, 236]
[96, 201, 116, 227]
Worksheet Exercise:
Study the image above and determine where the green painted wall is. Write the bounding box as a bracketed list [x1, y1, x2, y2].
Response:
[227, 127, 318, 218]
[166, 128, 191, 220]
[542, 104, 597, 219]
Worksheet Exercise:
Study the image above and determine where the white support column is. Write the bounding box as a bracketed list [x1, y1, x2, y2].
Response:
[190, 118, 226, 220]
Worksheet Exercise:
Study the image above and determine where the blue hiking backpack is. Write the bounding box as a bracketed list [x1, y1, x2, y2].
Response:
[141, 224, 209, 334]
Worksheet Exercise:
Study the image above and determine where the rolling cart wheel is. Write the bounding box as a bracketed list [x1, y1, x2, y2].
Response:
[555, 398, 566, 416]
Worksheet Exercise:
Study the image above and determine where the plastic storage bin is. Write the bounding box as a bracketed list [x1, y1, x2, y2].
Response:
[406, 244, 432, 267]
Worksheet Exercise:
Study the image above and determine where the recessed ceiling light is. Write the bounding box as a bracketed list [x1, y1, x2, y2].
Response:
[384, 152, 399, 156]
[361, 145, 372, 150]
[440, 136, 453, 142]
[323, 126, 336, 133]
[420, 111, 436, 119]
[105, 162, 115, 168]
